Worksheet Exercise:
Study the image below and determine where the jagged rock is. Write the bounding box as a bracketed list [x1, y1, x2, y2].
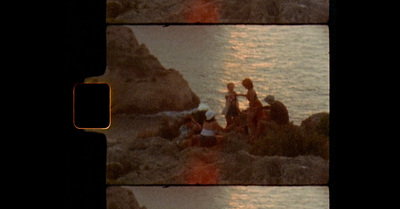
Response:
[85, 26, 200, 114]
[104, 110, 329, 185]
[106, 162, 123, 180]
[281, 155, 329, 184]
[107, 145, 141, 179]
[105, 111, 330, 184]
[106, 1, 124, 18]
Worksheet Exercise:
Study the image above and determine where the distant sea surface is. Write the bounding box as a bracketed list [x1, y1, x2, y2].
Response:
[130, 25, 329, 126]
[131, 186, 329, 209]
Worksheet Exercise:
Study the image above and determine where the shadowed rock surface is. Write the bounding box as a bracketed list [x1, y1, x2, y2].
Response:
[104, 112, 329, 185]
[106, 0, 329, 23]
[107, 187, 147, 209]
[85, 26, 200, 115]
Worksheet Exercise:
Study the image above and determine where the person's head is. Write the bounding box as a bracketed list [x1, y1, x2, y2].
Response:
[242, 78, 253, 90]
[205, 110, 216, 122]
[227, 82, 235, 91]
[264, 95, 275, 104]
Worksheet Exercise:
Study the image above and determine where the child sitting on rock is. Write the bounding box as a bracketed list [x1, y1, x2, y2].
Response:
[176, 115, 202, 148]
[199, 110, 226, 147]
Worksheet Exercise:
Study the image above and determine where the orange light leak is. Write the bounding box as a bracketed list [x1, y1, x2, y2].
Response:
[185, 149, 220, 184]
[186, 0, 220, 23]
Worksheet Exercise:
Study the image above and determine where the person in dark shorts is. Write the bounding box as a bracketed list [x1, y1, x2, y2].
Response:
[222, 82, 240, 129]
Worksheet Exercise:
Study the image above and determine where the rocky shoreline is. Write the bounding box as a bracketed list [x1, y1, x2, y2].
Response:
[103, 111, 329, 185]
[85, 25, 329, 185]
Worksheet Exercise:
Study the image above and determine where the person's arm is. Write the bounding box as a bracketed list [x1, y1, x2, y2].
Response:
[193, 121, 202, 132]
[213, 121, 225, 132]
[188, 126, 196, 136]
[263, 105, 271, 110]
[237, 92, 249, 104]
[179, 125, 188, 138]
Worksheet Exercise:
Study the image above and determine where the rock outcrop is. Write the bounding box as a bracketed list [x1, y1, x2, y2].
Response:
[107, 186, 147, 209]
[105, 112, 329, 185]
[301, 112, 329, 136]
[85, 26, 200, 115]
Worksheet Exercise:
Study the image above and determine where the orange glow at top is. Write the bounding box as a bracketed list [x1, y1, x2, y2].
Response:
[185, 0, 220, 23]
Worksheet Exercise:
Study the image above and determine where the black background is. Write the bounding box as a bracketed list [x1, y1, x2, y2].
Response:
[62, 1, 106, 209]
[74, 83, 110, 129]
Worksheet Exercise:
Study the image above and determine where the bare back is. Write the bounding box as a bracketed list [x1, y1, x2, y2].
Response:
[203, 120, 224, 132]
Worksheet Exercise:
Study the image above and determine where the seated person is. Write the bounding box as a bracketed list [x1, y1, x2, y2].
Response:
[199, 110, 225, 147]
[253, 95, 290, 141]
[264, 95, 289, 125]
[177, 115, 202, 148]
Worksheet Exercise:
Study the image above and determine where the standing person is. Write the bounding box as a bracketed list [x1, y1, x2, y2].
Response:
[222, 82, 240, 129]
[264, 95, 289, 125]
[199, 110, 225, 147]
[237, 78, 264, 140]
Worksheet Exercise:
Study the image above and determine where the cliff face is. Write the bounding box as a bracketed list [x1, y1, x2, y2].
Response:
[85, 26, 200, 115]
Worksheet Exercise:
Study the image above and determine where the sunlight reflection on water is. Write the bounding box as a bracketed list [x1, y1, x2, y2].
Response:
[130, 25, 329, 126]
[130, 186, 329, 209]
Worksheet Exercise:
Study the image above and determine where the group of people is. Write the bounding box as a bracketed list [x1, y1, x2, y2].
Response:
[176, 78, 289, 148]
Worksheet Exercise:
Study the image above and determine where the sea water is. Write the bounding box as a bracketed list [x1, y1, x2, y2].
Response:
[129, 25, 329, 126]
[130, 186, 329, 209]
[108, 26, 330, 208]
